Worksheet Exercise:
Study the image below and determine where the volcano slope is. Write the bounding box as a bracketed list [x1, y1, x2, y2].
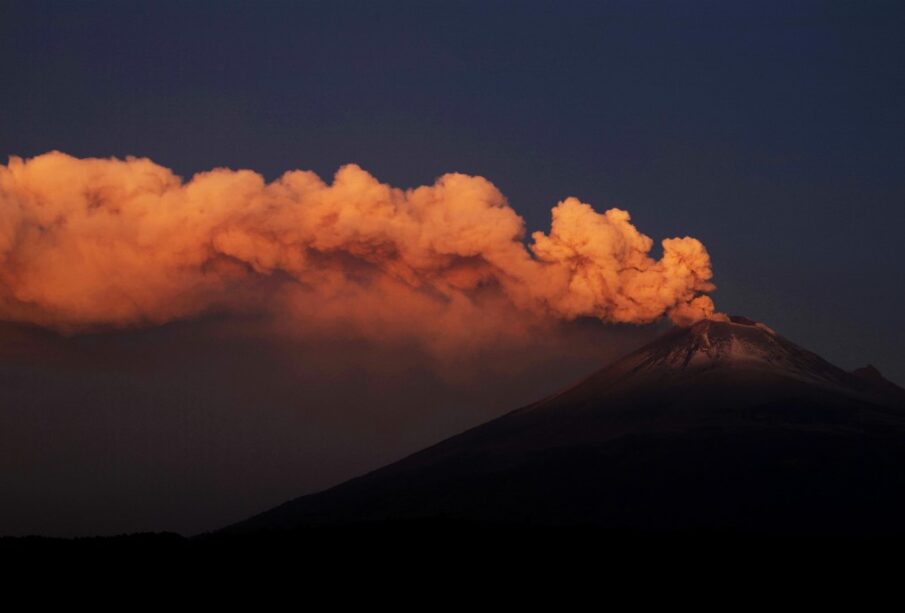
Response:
[222, 317, 905, 538]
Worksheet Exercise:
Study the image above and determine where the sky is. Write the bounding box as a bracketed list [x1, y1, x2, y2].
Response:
[1, 0, 904, 536]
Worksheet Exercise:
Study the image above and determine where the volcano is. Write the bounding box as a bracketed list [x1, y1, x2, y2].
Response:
[223, 316, 905, 537]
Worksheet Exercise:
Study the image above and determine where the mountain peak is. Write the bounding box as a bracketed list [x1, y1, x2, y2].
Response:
[611, 315, 850, 388]
[852, 364, 884, 382]
[650, 315, 788, 368]
[726, 314, 776, 333]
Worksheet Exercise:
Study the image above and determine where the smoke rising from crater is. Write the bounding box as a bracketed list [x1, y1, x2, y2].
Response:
[0, 152, 717, 353]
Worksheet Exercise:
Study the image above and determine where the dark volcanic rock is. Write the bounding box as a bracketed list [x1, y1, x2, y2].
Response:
[222, 318, 905, 537]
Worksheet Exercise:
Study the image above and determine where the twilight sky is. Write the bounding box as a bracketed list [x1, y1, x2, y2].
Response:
[1, 0, 903, 536]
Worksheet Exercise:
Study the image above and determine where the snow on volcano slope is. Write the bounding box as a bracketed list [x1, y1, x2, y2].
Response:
[598, 316, 856, 388]
[630, 317, 848, 383]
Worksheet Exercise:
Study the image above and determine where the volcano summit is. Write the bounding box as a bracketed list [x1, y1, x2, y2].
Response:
[223, 317, 905, 537]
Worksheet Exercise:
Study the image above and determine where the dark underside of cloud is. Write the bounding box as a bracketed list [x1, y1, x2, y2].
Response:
[0, 316, 663, 537]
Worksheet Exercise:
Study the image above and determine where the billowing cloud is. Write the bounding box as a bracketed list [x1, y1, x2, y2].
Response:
[0, 152, 718, 352]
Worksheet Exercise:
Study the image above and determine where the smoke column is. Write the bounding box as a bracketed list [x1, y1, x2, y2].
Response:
[0, 152, 718, 353]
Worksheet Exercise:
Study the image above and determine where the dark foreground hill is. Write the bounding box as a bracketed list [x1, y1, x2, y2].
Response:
[221, 316, 905, 538]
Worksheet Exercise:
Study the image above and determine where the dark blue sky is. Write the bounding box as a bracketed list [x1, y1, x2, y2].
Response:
[2, 0, 903, 381]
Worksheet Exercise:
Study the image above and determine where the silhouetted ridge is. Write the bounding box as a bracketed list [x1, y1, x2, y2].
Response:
[221, 316, 905, 537]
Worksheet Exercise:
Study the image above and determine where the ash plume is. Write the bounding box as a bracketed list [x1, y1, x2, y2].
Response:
[0, 152, 718, 353]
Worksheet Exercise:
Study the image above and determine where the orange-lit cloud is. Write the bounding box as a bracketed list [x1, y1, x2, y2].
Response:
[0, 152, 718, 351]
